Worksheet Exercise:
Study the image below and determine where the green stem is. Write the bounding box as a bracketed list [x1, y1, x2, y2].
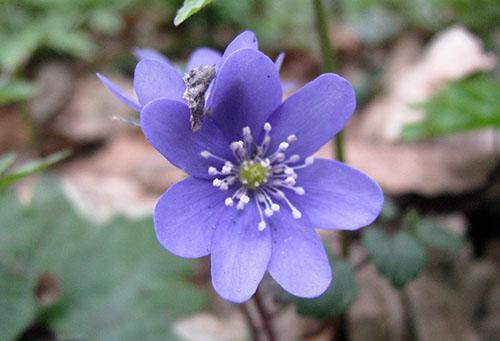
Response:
[312, 0, 344, 163]
[312, 0, 335, 73]
[312, 0, 350, 258]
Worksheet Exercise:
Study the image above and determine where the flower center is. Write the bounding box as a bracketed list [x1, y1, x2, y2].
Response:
[200, 122, 315, 231]
[239, 161, 268, 189]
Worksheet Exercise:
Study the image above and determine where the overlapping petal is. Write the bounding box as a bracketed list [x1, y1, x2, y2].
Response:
[209, 48, 282, 142]
[186, 47, 222, 71]
[96, 73, 141, 111]
[221, 30, 258, 62]
[155, 177, 228, 258]
[140, 98, 233, 179]
[211, 200, 271, 303]
[266, 73, 355, 157]
[292, 159, 383, 230]
[134, 59, 185, 105]
[133, 48, 172, 65]
[268, 211, 331, 297]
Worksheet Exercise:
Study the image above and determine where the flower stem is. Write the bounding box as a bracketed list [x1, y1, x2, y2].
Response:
[312, 0, 344, 163]
[312, 0, 350, 257]
[238, 303, 261, 341]
[253, 290, 276, 341]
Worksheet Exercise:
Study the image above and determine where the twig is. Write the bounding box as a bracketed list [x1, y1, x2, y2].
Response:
[253, 290, 277, 341]
[238, 303, 261, 341]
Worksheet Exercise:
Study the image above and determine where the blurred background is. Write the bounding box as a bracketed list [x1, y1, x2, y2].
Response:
[0, 0, 499, 340]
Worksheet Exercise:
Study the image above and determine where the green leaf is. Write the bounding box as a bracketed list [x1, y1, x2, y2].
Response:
[296, 260, 357, 319]
[0, 150, 70, 189]
[0, 177, 207, 340]
[0, 80, 39, 105]
[174, 0, 213, 26]
[402, 76, 500, 141]
[0, 153, 16, 175]
[0, 28, 43, 72]
[414, 218, 464, 252]
[362, 228, 425, 288]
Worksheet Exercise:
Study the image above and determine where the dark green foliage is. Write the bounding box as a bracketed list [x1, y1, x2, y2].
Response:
[0, 177, 207, 340]
[402, 76, 500, 141]
[295, 260, 357, 319]
[414, 218, 464, 252]
[362, 228, 426, 288]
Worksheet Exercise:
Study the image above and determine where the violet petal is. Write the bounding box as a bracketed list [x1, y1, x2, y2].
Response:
[293, 159, 383, 230]
[140, 98, 233, 179]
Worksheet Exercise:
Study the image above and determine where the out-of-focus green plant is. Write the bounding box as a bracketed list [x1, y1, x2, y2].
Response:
[0, 0, 176, 104]
[361, 205, 465, 289]
[402, 76, 500, 141]
[295, 258, 357, 319]
[0, 177, 207, 340]
[340, 0, 498, 45]
[0, 150, 70, 189]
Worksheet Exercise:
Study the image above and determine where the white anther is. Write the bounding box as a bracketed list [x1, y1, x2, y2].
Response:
[264, 122, 272, 132]
[305, 156, 315, 165]
[289, 154, 300, 162]
[240, 195, 250, 204]
[264, 208, 274, 217]
[222, 165, 232, 174]
[275, 153, 285, 162]
[230, 141, 244, 151]
[225, 197, 234, 207]
[263, 135, 271, 144]
[279, 142, 289, 150]
[258, 221, 267, 231]
[292, 209, 302, 219]
[208, 167, 218, 175]
[212, 178, 222, 187]
[284, 167, 294, 175]
[287, 134, 297, 143]
[200, 150, 210, 159]
[220, 182, 229, 191]
[271, 203, 280, 211]
[295, 187, 305, 195]
[285, 177, 296, 185]
[243, 126, 251, 135]
[260, 159, 271, 167]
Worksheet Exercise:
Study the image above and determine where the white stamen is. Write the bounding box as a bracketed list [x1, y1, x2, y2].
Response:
[225, 197, 234, 207]
[258, 221, 267, 231]
[200, 122, 312, 230]
[292, 209, 302, 219]
[279, 142, 289, 150]
[230, 141, 244, 151]
[295, 187, 305, 195]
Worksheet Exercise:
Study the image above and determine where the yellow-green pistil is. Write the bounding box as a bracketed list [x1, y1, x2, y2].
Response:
[239, 161, 268, 189]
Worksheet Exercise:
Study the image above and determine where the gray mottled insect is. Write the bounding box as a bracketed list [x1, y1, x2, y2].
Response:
[183, 64, 216, 131]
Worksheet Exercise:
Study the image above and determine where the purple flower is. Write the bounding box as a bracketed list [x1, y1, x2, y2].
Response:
[138, 37, 383, 303]
[97, 31, 266, 112]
